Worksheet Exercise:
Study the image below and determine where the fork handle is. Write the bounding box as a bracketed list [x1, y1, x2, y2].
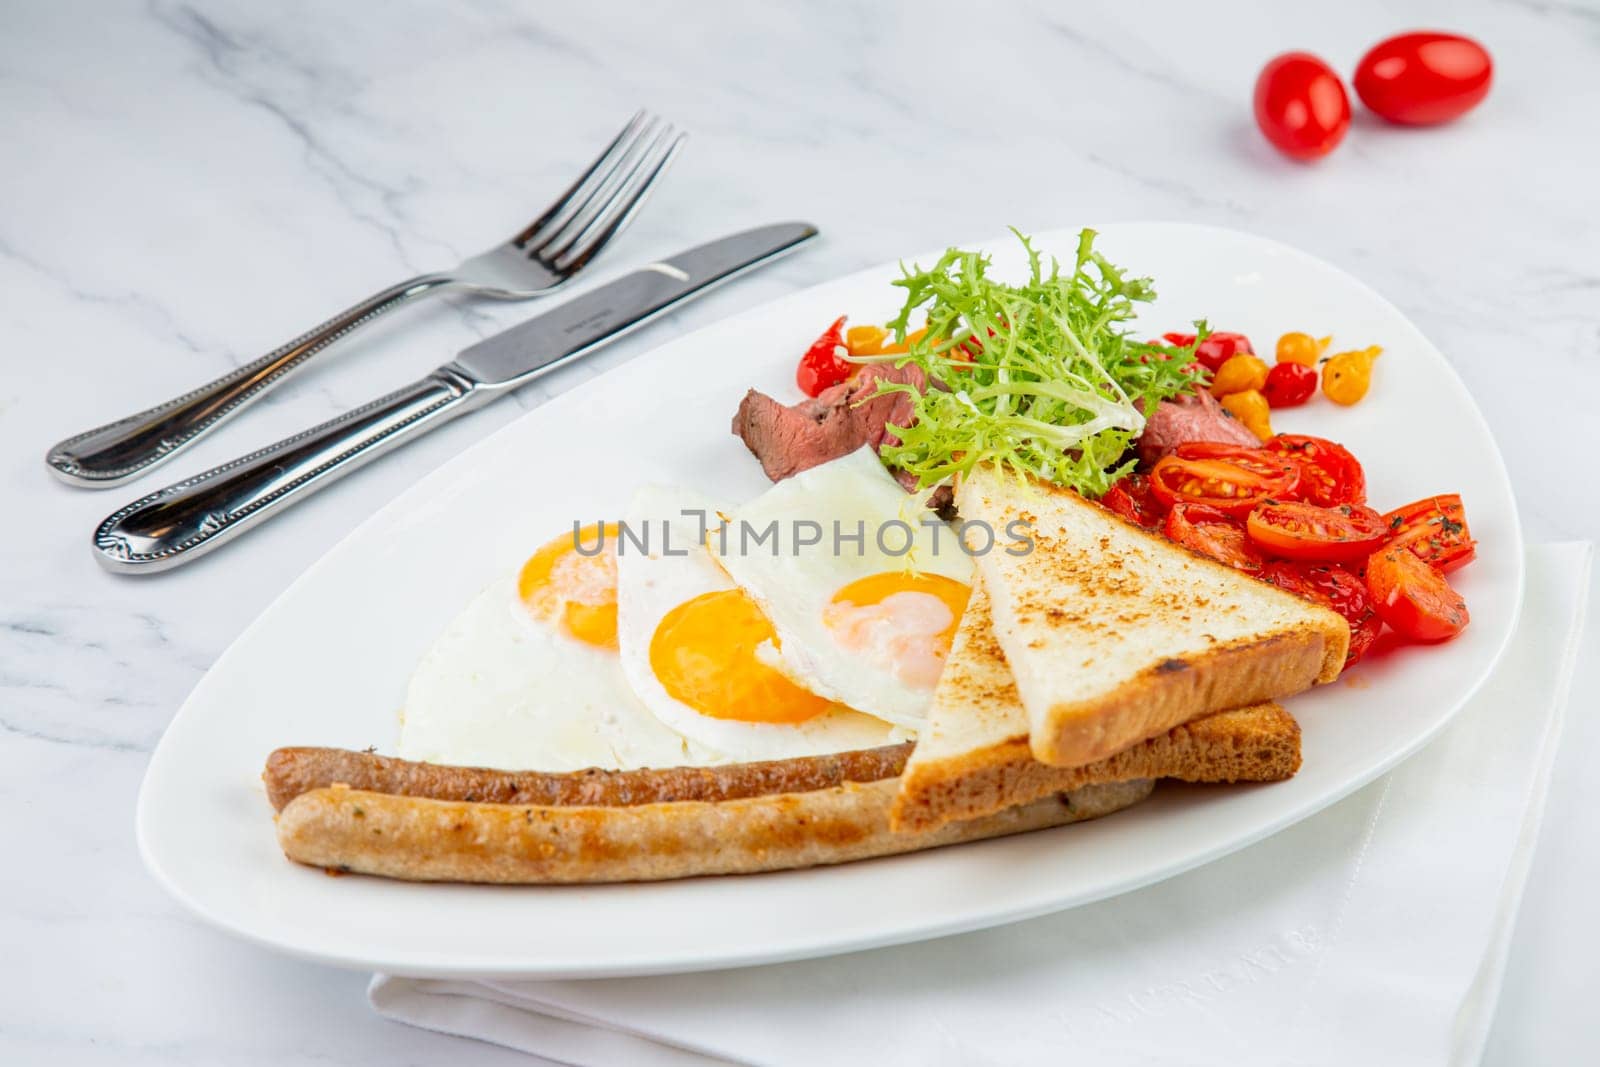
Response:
[92, 366, 491, 573]
[45, 271, 454, 488]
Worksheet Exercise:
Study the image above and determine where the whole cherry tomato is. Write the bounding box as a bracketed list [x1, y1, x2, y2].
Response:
[795, 315, 851, 397]
[1354, 32, 1492, 126]
[1163, 331, 1254, 373]
[1254, 52, 1351, 160]
[1262, 361, 1318, 408]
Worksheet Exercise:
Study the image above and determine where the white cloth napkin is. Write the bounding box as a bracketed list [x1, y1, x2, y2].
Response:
[371, 543, 1592, 1067]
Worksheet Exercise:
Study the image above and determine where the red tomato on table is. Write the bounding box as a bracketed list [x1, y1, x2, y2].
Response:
[1354, 32, 1492, 126]
[1254, 52, 1351, 160]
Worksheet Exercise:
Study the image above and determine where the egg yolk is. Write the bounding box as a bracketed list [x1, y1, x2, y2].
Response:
[823, 572, 972, 689]
[517, 523, 619, 649]
[649, 589, 834, 724]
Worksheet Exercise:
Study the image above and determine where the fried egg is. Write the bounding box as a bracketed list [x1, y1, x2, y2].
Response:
[399, 524, 714, 771]
[710, 448, 974, 726]
[616, 486, 903, 760]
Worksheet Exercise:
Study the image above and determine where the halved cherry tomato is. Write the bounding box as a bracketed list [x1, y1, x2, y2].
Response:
[1354, 32, 1492, 127]
[1165, 504, 1264, 572]
[1264, 435, 1366, 507]
[1247, 501, 1389, 562]
[1366, 546, 1470, 642]
[1163, 331, 1255, 373]
[1151, 444, 1301, 518]
[1100, 473, 1165, 530]
[1384, 494, 1476, 572]
[1254, 52, 1351, 160]
[796, 316, 851, 397]
[1261, 561, 1381, 666]
[1262, 361, 1318, 408]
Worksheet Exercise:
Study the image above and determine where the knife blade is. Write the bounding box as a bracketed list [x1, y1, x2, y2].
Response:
[451, 222, 816, 387]
[92, 222, 819, 573]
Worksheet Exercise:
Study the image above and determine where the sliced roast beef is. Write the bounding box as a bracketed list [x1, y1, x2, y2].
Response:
[731, 363, 925, 482]
[1135, 389, 1260, 466]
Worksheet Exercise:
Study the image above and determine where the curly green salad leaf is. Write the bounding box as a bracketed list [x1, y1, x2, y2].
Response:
[862, 229, 1205, 498]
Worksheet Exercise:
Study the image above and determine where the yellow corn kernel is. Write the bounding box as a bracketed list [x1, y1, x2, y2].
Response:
[1210, 354, 1270, 397]
[1221, 389, 1273, 441]
[1322, 345, 1382, 405]
[1275, 332, 1331, 367]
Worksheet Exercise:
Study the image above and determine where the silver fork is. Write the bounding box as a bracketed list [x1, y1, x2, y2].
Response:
[45, 111, 685, 488]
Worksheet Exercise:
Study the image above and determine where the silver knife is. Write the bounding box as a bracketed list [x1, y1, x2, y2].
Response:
[92, 222, 818, 574]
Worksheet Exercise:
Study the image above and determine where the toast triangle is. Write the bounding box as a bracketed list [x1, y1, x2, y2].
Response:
[958, 467, 1345, 768]
[892, 577, 1302, 832]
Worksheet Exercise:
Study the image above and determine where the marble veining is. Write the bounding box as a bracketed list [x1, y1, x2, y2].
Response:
[1, 0, 1596, 1063]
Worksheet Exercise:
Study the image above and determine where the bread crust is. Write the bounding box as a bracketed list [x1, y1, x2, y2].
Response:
[274, 777, 1155, 884]
[894, 703, 1300, 833]
[1029, 632, 1324, 766]
[958, 468, 1347, 769]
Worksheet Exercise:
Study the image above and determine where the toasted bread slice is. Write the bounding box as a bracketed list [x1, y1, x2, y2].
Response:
[958, 467, 1345, 767]
[892, 579, 1301, 832]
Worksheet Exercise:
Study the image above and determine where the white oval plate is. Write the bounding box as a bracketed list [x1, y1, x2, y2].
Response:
[137, 223, 1523, 979]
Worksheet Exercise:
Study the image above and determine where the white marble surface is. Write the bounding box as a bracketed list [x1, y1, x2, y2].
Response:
[2, 0, 1596, 1062]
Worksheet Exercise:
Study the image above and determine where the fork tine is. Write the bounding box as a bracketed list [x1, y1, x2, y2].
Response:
[547, 128, 686, 274]
[526, 116, 664, 262]
[513, 110, 651, 249]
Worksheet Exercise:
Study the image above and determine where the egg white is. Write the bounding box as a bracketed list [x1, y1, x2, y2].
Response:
[709, 448, 974, 726]
[399, 573, 716, 771]
[615, 485, 905, 760]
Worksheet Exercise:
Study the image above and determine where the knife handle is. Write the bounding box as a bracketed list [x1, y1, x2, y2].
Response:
[45, 273, 455, 489]
[92, 366, 487, 573]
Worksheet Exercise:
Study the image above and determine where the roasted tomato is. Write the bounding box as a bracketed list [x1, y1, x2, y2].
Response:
[1264, 435, 1366, 507]
[1384, 494, 1476, 572]
[1367, 546, 1470, 642]
[1100, 473, 1165, 530]
[1165, 504, 1264, 572]
[1150, 443, 1301, 518]
[1163, 330, 1255, 373]
[1247, 501, 1389, 562]
[1354, 32, 1492, 127]
[1262, 361, 1318, 408]
[795, 315, 851, 397]
[1254, 52, 1351, 160]
[1261, 561, 1381, 665]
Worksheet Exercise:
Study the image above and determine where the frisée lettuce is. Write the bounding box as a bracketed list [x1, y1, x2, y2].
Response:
[860, 229, 1204, 497]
